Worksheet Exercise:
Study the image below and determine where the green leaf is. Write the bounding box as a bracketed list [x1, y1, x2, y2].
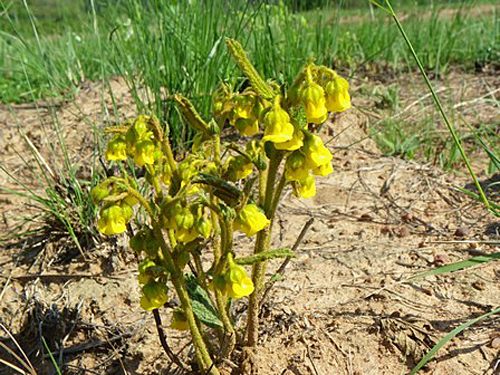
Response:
[410, 307, 500, 374]
[185, 275, 223, 329]
[235, 248, 294, 265]
[410, 253, 500, 281]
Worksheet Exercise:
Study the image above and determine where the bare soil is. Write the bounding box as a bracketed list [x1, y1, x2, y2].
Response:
[1, 70, 500, 375]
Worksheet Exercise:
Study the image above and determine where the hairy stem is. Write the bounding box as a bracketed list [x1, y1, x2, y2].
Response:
[246, 152, 283, 346]
[152, 224, 219, 375]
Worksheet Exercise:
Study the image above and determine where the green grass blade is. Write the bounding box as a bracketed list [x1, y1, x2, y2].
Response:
[42, 337, 62, 375]
[410, 253, 500, 281]
[410, 306, 500, 374]
[384, 0, 491, 211]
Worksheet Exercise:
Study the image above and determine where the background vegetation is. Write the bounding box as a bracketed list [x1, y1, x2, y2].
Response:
[1, 0, 498, 145]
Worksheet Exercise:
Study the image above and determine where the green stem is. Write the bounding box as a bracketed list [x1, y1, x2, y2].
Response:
[384, 0, 490, 210]
[246, 151, 283, 346]
[146, 164, 163, 200]
[152, 224, 219, 375]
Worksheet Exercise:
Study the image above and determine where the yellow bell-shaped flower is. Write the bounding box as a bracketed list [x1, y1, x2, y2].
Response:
[234, 117, 259, 136]
[232, 94, 255, 119]
[226, 156, 253, 181]
[299, 81, 328, 124]
[274, 125, 304, 151]
[303, 134, 333, 169]
[170, 309, 189, 331]
[262, 97, 294, 144]
[226, 255, 254, 299]
[105, 135, 127, 161]
[293, 175, 316, 199]
[97, 204, 127, 235]
[140, 281, 169, 311]
[325, 75, 351, 113]
[234, 203, 270, 237]
[134, 139, 156, 166]
[312, 161, 333, 176]
[285, 151, 309, 182]
[196, 216, 212, 238]
[176, 227, 199, 243]
[137, 259, 156, 285]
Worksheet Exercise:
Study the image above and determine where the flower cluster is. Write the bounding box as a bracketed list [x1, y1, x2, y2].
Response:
[91, 39, 352, 375]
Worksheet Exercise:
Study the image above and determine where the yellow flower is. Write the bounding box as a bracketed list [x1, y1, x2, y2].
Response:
[105, 135, 127, 161]
[161, 162, 172, 185]
[170, 309, 189, 331]
[275, 126, 304, 151]
[130, 228, 159, 257]
[325, 75, 351, 112]
[174, 206, 195, 230]
[262, 98, 294, 144]
[234, 117, 259, 136]
[303, 134, 333, 169]
[226, 156, 253, 181]
[293, 175, 316, 199]
[140, 281, 169, 311]
[299, 80, 328, 124]
[285, 151, 309, 181]
[134, 139, 156, 166]
[138, 259, 156, 285]
[225, 255, 254, 299]
[232, 94, 255, 119]
[227, 269, 254, 299]
[234, 204, 270, 236]
[312, 161, 333, 176]
[196, 216, 212, 238]
[97, 205, 127, 235]
[176, 227, 199, 243]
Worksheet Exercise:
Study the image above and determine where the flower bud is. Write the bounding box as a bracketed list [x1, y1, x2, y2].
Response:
[90, 183, 109, 204]
[130, 227, 159, 257]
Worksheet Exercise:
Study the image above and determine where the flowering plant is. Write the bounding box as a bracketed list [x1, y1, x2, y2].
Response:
[92, 39, 350, 374]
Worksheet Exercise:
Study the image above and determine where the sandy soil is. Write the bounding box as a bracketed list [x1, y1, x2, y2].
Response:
[0, 69, 500, 375]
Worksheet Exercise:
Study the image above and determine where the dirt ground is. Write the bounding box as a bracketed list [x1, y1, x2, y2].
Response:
[1, 68, 500, 375]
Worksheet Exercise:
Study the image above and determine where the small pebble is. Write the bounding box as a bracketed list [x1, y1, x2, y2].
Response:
[434, 254, 447, 264]
[472, 280, 486, 291]
[398, 227, 410, 238]
[359, 213, 374, 222]
[401, 213, 413, 222]
[454, 226, 470, 237]
[491, 337, 500, 349]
